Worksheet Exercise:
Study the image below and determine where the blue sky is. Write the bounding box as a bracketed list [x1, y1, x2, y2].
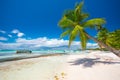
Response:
[0, 0, 120, 50]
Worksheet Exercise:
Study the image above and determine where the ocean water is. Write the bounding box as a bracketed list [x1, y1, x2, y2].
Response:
[0, 50, 90, 62]
[0, 50, 68, 62]
[0, 50, 65, 55]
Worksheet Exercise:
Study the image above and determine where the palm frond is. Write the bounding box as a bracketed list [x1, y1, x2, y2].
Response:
[78, 13, 89, 22]
[64, 10, 76, 21]
[77, 25, 87, 50]
[74, 1, 84, 22]
[97, 28, 109, 41]
[74, 1, 84, 14]
[60, 30, 71, 39]
[69, 26, 79, 47]
[82, 18, 106, 28]
[58, 16, 75, 29]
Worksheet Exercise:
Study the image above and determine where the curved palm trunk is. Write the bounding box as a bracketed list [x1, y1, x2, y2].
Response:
[85, 32, 120, 57]
[98, 43, 104, 50]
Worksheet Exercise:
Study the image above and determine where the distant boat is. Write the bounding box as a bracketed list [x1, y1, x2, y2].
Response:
[16, 50, 32, 54]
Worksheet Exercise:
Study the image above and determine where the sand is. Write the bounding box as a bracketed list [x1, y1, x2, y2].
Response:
[0, 51, 120, 80]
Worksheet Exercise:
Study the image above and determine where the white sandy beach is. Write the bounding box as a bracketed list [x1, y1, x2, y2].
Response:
[0, 51, 120, 80]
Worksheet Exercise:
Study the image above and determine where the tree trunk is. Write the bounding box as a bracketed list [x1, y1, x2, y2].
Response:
[98, 43, 104, 51]
[85, 32, 120, 57]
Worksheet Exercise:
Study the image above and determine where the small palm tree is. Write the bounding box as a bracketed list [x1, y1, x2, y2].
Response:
[98, 29, 120, 50]
[98, 28, 109, 43]
[97, 28, 109, 49]
[107, 30, 120, 50]
[58, 1, 120, 57]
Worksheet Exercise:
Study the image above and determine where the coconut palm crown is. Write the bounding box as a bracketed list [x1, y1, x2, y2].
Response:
[97, 28, 110, 46]
[58, 1, 106, 50]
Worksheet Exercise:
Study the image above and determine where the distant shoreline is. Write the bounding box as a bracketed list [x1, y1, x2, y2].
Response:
[0, 53, 66, 63]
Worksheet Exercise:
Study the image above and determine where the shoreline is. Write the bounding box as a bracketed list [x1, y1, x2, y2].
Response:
[0, 53, 67, 63]
[0, 51, 120, 80]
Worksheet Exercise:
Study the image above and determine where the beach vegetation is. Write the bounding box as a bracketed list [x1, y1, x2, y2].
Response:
[98, 29, 120, 50]
[58, 1, 120, 57]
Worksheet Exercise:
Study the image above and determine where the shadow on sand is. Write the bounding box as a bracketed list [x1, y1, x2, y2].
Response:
[68, 58, 120, 68]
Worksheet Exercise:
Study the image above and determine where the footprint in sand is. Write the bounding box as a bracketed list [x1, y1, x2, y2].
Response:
[61, 72, 66, 78]
[54, 72, 67, 80]
[54, 75, 59, 80]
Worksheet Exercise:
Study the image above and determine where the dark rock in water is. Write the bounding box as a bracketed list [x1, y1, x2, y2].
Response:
[16, 50, 32, 54]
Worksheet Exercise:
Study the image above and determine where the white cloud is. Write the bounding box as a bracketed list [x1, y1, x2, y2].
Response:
[0, 37, 8, 41]
[0, 30, 6, 34]
[17, 32, 24, 37]
[11, 29, 25, 37]
[11, 29, 19, 34]
[0, 37, 98, 50]
[16, 37, 71, 47]
[8, 34, 12, 38]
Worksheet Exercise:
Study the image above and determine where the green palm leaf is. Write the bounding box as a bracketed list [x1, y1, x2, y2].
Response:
[74, 1, 84, 14]
[69, 26, 79, 47]
[77, 25, 87, 50]
[64, 10, 76, 22]
[74, 1, 84, 22]
[79, 13, 89, 22]
[58, 16, 75, 29]
[60, 30, 71, 39]
[82, 18, 106, 28]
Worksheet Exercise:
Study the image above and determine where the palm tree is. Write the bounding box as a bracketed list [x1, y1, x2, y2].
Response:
[97, 28, 109, 50]
[97, 28, 109, 44]
[97, 28, 120, 50]
[58, 1, 120, 57]
[107, 30, 120, 50]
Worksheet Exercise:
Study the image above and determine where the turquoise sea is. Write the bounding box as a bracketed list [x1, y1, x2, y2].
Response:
[0, 50, 89, 62]
[0, 50, 65, 56]
[0, 50, 69, 62]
